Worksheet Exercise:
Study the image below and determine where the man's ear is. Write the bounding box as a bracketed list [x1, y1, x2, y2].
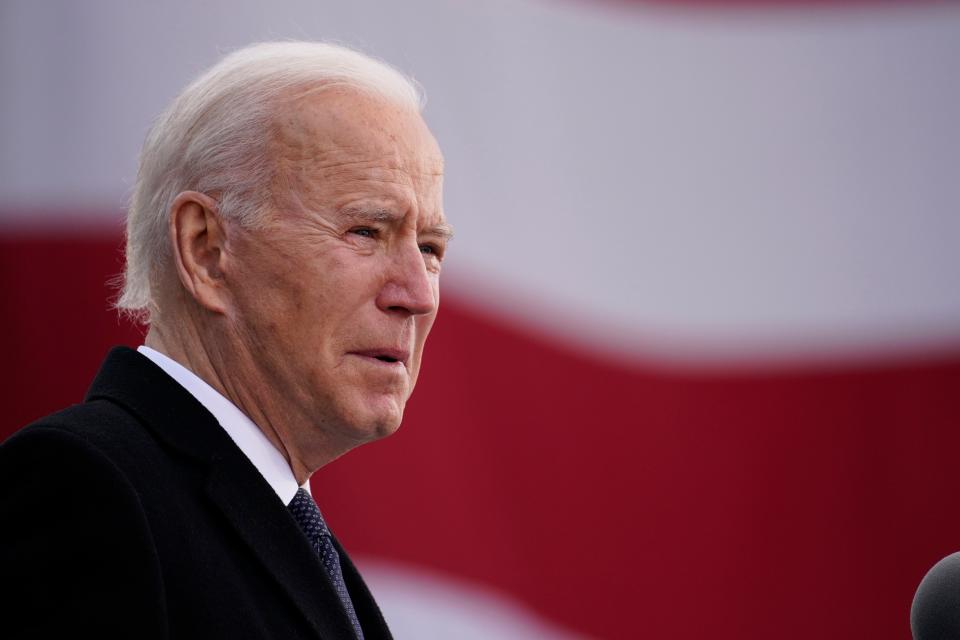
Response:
[168, 191, 230, 314]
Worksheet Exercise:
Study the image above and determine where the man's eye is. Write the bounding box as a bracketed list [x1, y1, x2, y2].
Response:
[350, 227, 377, 239]
[420, 244, 444, 259]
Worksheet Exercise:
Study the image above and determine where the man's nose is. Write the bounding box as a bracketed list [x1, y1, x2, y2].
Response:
[376, 241, 437, 316]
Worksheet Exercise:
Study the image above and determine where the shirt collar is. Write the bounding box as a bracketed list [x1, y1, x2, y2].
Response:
[137, 345, 308, 505]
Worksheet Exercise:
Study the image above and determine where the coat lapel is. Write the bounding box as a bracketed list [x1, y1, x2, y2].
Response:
[334, 536, 392, 640]
[86, 347, 363, 639]
[205, 451, 358, 639]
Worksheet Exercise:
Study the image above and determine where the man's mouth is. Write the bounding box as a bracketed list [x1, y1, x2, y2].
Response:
[349, 348, 410, 367]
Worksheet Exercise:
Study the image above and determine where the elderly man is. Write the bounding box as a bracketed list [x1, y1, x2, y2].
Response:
[0, 41, 449, 639]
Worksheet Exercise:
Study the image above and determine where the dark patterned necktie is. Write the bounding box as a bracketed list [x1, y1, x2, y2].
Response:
[288, 488, 365, 640]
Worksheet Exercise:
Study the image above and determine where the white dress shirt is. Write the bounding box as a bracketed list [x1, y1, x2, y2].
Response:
[137, 345, 308, 505]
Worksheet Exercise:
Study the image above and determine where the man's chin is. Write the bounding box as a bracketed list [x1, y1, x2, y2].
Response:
[369, 417, 403, 441]
[341, 398, 405, 443]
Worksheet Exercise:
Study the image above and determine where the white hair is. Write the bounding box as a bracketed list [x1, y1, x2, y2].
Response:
[117, 41, 425, 322]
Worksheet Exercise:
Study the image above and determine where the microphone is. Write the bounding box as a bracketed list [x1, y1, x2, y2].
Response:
[912, 552, 960, 639]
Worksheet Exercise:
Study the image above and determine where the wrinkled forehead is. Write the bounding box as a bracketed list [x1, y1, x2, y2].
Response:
[272, 87, 444, 181]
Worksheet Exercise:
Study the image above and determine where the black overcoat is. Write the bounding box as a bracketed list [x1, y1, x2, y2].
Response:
[0, 347, 391, 639]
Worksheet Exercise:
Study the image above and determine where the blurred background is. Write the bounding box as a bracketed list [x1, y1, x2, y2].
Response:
[2, 0, 959, 638]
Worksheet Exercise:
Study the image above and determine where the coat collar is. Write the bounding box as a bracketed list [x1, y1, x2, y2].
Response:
[85, 346, 373, 639]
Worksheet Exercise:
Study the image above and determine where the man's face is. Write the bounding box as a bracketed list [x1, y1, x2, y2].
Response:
[225, 89, 448, 451]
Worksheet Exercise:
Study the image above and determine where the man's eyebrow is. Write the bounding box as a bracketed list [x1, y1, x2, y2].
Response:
[340, 206, 397, 223]
[422, 223, 455, 241]
[341, 206, 454, 241]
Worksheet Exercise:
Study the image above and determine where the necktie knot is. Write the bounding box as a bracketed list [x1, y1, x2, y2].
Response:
[288, 487, 332, 542]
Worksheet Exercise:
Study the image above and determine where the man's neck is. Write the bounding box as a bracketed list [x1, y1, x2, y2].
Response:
[143, 321, 326, 485]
